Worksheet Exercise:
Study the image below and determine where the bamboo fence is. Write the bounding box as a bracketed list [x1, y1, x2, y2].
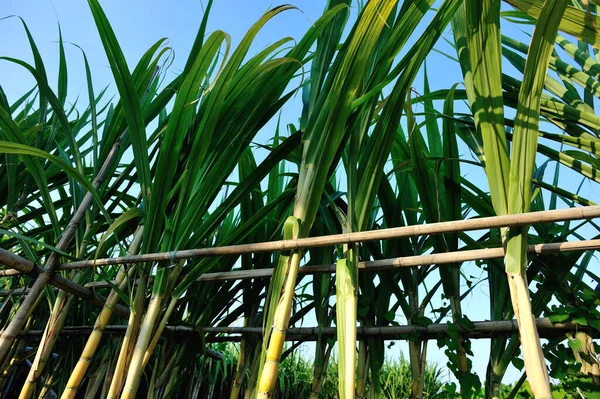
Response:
[1, 206, 598, 348]
[1, 238, 599, 295]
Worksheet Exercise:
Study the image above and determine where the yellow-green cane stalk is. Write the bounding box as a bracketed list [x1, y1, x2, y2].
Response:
[120, 268, 169, 398]
[452, 2, 510, 396]
[408, 291, 427, 399]
[230, 318, 249, 399]
[139, 260, 185, 370]
[61, 227, 143, 399]
[257, 2, 400, 395]
[245, 344, 262, 398]
[0, 327, 29, 394]
[336, 249, 358, 399]
[256, 216, 301, 398]
[455, 0, 567, 396]
[355, 338, 368, 399]
[82, 346, 111, 399]
[106, 274, 147, 399]
[37, 366, 59, 399]
[505, 1, 567, 397]
[141, 293, 179, 369]
[61, 272, 134, 398]
[310, 342, 333, 399]
[20, 289, 74, 399]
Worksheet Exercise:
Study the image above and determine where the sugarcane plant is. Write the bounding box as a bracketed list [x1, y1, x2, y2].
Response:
[1, 0, 600, 398]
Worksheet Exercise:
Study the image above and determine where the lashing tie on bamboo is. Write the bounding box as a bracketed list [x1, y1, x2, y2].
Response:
[271, 326, 286, 335]
[30, 255, 44, 277]
[168, 250, 178, 268]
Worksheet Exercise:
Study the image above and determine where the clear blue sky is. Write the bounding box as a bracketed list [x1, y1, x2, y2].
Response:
[2, 0, 598, 388]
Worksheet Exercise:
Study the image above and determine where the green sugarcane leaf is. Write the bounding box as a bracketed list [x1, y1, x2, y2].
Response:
[95, 207, 144, 260]
[0, 229, 70, 257]
[0, 141, 109, 221]
[453, 0, 510, 216]
[506, 0, 567, 270]
[504, 0, 600, 49]
[88, 0, 151, 202]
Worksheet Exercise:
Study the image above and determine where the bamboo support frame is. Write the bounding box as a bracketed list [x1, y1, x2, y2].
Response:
[18, 318, 587, 341]
[3, 238, 595, 295]
[2, 207, 597, 279]
[14, 205, 591, 271]
[0, 207, 597, 339]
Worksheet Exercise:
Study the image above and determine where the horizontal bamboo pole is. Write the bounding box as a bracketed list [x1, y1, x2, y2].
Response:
[196, 238, 600, 283]
[54, 205, 600, 270]
[18, 325, 221, 360]
[0, 248, 129, 317]
[19, 319, 586, 342]
[6, 238, 591, 293]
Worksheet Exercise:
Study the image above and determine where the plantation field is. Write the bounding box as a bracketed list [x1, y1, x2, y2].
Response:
[0, 0, 599, 398]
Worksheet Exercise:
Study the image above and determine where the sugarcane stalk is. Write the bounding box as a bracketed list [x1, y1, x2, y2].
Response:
[256, 216, 301, 398]
[141, 295, 178, 369]
[82, 347, 110, 399]
[120, 268, 169, 398]
[244, 341, 262, 399]
[100, 342, 118, 399]
[19, 290, 74, 399]
[408, 290, 424, 399]
[36, 357, 61, 399]
[147, 353, 160, 399]
[61, 226, 143, 399]
[310, 341, 333, 399]
[231, 316, 250, 399]
[336, 246, 359, 399]
[503, 2, 567, 397]
[140, 260, 185, 370]
[106, 274, 147, 399]
[0, 325, 29, 396]
[506, 273, 551, 397]
[355, 338, 368, 399]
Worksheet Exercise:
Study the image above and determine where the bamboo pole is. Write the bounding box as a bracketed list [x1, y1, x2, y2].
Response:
[52, 205, 600, 269]
[18, 319, 587, 341]
[2, 238, 589, 293]
[18, 327, 223, 359]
